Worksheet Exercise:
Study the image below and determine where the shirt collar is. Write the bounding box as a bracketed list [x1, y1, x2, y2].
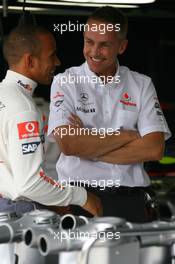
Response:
[84, 61, 97, 81]
[5, 70, 37, 96]
[84, 60, 120, 89]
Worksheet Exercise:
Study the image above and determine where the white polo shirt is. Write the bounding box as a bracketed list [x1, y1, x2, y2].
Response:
[48, 62, 171, 187]
[0, 70, 87, 206]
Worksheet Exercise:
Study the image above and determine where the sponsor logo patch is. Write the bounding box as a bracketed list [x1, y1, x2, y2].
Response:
[22, 142, 40, 154]
[76, 106, 95, 113]
[17, 121, 39, 139]
[17, 80, 32, 92]
[78, 93, 94, 106]
[157, 110, 163, 116]
[80, 93, 89, 102]
[120, 92, 136, 107]
[155, 102, 161, 109]
[53, 91, 64, 99]
[0, 101, 6, 111]
[54, 100, 64, 107]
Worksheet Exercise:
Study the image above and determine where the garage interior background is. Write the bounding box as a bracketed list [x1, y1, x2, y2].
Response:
[0, 0, 175, 202]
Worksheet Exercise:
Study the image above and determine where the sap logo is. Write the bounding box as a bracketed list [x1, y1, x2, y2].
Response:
[22, 142, 40, 155]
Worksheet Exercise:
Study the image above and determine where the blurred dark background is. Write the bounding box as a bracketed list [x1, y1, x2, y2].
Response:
[1, 0, 175, 185]
[1, 1, 175, 103]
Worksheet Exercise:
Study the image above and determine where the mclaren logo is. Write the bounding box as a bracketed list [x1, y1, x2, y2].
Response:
[80, 93, 89, 102]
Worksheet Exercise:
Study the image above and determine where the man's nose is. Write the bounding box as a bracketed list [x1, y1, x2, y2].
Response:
[91, 45, 101, 58]
[55, 56, 61, 67]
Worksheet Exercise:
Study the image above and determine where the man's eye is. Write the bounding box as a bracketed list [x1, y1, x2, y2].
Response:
[85, 40, 93, 45]
[102, 43, 110, 47]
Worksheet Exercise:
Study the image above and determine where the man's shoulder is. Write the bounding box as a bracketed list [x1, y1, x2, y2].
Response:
[120, 65, 151, 83]
[54, 63, 85, 79]
[0, 81, 36, 115]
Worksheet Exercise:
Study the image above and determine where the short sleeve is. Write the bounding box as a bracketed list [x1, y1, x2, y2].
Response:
[137, 78, 171, 140]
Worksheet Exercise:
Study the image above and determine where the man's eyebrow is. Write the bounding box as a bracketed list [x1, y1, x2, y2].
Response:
[84, 37, 93, 40]
[100, 41, 111, 44]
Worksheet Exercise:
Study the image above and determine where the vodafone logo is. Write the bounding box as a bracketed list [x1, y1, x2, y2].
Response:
[25, 122, 35, 133]
[17, 121, 39, 139]
[120, 92, 136, 107]
[122, 92, 131, 101]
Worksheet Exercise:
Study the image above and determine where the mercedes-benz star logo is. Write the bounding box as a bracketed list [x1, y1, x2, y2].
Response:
[80, 93, 89, 101]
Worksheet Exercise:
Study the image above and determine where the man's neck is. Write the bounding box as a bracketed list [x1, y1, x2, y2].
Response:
[9, 66, 35, 83]
[96, 64, 118, 84]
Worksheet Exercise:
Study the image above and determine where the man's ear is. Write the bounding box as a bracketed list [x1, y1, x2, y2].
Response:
[24, 53, 35, 69]
[118, 39, 128, 55]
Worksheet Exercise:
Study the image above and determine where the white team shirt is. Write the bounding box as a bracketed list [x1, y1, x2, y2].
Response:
[33, 97, 61, 181]
[48, 61, 171, 187]
[0, 70, 87, 206]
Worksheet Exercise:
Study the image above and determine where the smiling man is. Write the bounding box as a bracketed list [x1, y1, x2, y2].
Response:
[48, 6, 171, 223]
[83, 18, 127, 81]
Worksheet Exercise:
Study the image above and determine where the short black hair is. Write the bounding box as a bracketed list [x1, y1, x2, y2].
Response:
[87, 6, 128, 39]
[3, 25, 51, 66]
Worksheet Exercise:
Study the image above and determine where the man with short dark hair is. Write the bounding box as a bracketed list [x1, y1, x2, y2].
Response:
[0, 24, 103, 264]
[0, 25, 102, 216]
[48, 6, 171, 223]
